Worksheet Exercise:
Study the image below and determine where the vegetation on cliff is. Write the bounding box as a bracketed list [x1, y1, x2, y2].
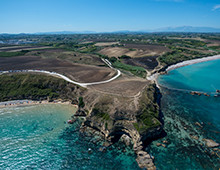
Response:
[92, 108, 110, 121]
[0, 74, 85, 102]
[134, 84, 161, 135]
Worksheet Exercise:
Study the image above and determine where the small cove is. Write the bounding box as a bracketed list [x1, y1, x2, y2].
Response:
[148, 59, 220, 169]
[0, 104, 139, 169]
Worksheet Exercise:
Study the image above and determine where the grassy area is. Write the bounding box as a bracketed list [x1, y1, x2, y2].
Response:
[158, 51, 193, 65]
[78, 96, 85, 108]
[208, 46, 220, 51]
[0, 50, 29, 57]
[51, 42, 98, 53]
[158, 49, 217, 66]
[92, 108, 110, 121]
[91, 96, 112, 121]
[0, 74, 84, 102]
[112, 60, 146, 78]
[134, 109, 161, 133]
[134, 84, 161, 134]
[99, 55, 146, 78]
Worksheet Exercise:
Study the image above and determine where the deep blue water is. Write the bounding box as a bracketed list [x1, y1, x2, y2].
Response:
[0, 104, 139, 169]
[148, 59, 220, 169]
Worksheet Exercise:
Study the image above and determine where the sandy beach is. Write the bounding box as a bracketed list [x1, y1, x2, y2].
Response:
[166, 55, 220, 71]
[0, 99, 78, 108]
[146, 54, 220, 90]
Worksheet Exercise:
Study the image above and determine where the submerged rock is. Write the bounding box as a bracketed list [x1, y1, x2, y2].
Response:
[98, 147, 107, 152]
[203, 139, 219, 148]
[195, 122, 203, 128]
[213, 148, 220, 152]
[163, 140, 168, 144]
[156, 143, 161, 147]
[190, 135, 199, 140]
[103, 141, 112, 147]
[161, 144, 166, 148]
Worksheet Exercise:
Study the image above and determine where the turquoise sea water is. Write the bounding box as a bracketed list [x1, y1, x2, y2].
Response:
[159, 59, 220, 93]
[148, 59, 220, 169]
[0, 104, 139, 169]
[1, 59, 220, 170]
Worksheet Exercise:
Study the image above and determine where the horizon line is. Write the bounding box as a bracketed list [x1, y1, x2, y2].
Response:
[1, 25, 220, 35]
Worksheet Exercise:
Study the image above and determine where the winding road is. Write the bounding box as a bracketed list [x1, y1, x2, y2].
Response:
[0, 59, 121, 88]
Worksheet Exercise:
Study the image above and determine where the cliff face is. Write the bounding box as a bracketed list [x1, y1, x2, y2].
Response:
[81, 83, 162, 144]
[78, 83, 163, 169]
[1, 73, 163, 169]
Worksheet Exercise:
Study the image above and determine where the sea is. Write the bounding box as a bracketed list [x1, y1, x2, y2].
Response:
[148, 59, 220, 169]
[0, 59, 220, 169]
[0, 104, 139, 170]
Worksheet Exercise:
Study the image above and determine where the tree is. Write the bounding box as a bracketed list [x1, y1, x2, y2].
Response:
[78, 96, 85, 108]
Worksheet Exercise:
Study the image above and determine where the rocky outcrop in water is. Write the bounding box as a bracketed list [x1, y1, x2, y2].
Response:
[0, 74, 163, 169]
[78, 83, 163, 169]
[203, 139, 219, 148]
[136, 151, 156, 170]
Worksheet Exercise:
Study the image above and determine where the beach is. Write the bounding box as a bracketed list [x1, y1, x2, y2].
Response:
[0, 99, 78, 108]
[149, 55, 220, 169]
[166, 54, 220, 71]
[147, 54, 220, 83]
[0, 102, 139, 169]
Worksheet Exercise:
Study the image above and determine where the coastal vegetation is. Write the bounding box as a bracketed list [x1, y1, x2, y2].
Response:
[78, 96, 85, 108]
[92, 108, 110, 121]
[0, 50, 29, 57]
[134, 84, 161, 134]
[1, 33, 220, 169]
[90, 96, 112, 121]
[112, 60, 146, 78]
[0, 74, 84, 102]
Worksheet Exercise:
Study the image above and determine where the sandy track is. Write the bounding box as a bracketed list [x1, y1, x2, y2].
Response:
[0, 55, 116, 83]
[0, 59, 121, 88]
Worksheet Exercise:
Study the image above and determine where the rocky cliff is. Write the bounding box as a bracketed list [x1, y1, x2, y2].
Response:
[77, 83, 163, 169]
[0, 73, 163, 169]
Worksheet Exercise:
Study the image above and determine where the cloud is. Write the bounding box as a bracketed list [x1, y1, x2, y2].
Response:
[212, 4, 220, 11]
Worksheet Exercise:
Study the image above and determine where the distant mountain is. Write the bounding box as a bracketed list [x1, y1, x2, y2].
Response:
[1, 26, 220, 35]
[151, 26, 220, 33]
[34, 31, 97, 35]
[110, 26, 220, 33]
[35, 30, 140, 34]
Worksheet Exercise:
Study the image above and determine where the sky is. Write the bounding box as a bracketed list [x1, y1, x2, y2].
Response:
[0, 0, 220, 33]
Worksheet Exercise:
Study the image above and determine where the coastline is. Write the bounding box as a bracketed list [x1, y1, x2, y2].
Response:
[148, 54, 220, 83]
[1, 54, 219, 169]
[166, 54, 220, 72]
[0, 99, 78, 109]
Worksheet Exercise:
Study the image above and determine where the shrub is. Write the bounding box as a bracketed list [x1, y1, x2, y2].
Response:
[78, 96, 85, 108]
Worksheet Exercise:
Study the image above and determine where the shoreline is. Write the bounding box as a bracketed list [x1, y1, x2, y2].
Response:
[0, 99, 78, 109]
[147, 54, 220, 83]
[166, 54, 220, 72]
